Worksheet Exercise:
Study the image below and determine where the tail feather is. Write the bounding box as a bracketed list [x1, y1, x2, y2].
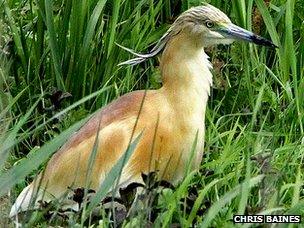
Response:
[10, 184, 35, 217]
[9, 183, 55, 217]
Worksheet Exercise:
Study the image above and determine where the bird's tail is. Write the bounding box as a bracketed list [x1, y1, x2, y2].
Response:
[10, 179, 53, 217]
[10, 183, 36, 217]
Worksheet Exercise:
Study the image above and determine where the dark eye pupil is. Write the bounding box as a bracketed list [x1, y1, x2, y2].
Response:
[206, 21, 214, 28]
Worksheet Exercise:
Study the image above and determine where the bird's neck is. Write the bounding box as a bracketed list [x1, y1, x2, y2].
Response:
[160, 32, 213, 117]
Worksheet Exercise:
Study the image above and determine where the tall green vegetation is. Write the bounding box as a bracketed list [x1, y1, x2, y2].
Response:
[1, 0, 303, 226]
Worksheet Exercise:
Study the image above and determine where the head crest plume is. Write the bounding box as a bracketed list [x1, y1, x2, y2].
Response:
[116, 29, 173, 66]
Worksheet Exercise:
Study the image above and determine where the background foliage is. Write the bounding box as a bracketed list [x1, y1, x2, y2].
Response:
[0, 0, 304, 226]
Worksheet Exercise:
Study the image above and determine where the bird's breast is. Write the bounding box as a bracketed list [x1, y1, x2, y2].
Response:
[135, 109, 205, 182]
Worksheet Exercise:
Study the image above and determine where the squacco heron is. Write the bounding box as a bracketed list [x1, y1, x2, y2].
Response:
[10, 4, 276, 217]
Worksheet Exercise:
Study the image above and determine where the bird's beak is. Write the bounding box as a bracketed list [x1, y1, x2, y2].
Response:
[221, 23, 278, 48]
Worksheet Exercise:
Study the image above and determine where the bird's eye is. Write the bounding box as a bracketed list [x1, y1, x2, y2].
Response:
[206, 21, 214, 28]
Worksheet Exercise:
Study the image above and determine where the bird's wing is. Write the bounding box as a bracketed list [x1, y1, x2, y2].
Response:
[10, 90, 149, 217]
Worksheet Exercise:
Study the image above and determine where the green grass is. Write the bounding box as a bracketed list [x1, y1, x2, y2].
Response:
[1, 0, 304, 227]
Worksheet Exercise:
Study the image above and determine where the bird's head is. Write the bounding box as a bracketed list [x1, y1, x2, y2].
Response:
[171, 4, 277, 48]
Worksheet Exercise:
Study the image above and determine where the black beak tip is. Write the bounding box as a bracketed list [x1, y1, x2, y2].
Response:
[267, 41, 278, 49]
[272, 43, 279, 49]
[251, 34, 278, 49]
[268, 42, 279, 49]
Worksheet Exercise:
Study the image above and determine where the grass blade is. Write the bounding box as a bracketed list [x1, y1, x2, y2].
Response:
[44, 0, 65, 89]
[200, 175, 264, 227]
